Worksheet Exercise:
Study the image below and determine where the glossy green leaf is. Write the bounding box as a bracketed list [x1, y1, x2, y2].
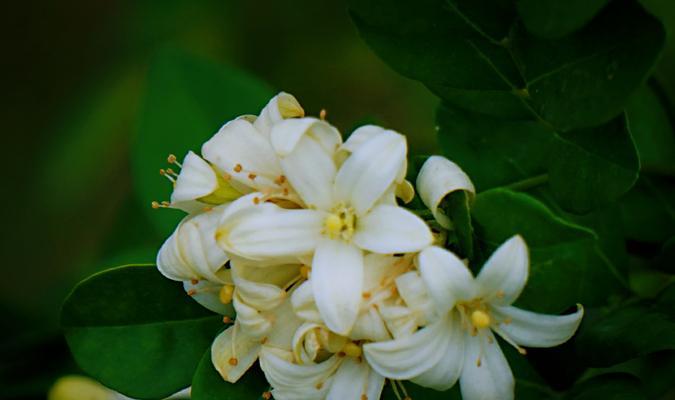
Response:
[516, 0, 610, 39]
[472, 189, 626, 313]
[441, 190, 474, 259]
[437, 104, 640, 213]
[547, 115, 639, 214]
[192, 350, 268, 400]
[574, 285, 675, 367]
[626, 83, 675, 175]
[620, 176, 675, 243]
[350, 0, 664, 130]
[134, 48, 274, 237]
[61, 265, 223, 399]
[565, 373, 646, 400]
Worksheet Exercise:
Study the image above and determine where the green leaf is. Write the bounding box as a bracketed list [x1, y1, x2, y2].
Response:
[437, 104, 640, 213]
[134, 48, 274, 237]
[350, 0, 665, 130]
[516, 0, 610, 39]
[381, 381, 461, 400]
[620, 176, 675, 243]
[547, 114, 639, 214]
[472, 189, 626, 313]
[61, 265, 223, 399]
[626, 83, 675, 175]
[574, 286, 675, 367]
[191, 349, 268, 400]
[441, 190, 474, 259]
[565, 373, 646, 400]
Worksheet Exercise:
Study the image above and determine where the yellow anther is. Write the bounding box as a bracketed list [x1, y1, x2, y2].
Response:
[253, 197, 261, 205]
[219, 285, 235, 304]
[342, 342, 362, 358]
[324, 214, 343, 235]
[191, 279, 199, 285]
[234, 164, 243, 173]
[300, 266, 311, 279]
[361, 395, 368, 400]
[471, 310, 491, 329]
[248, 173, 257, 180]
[315, 382, 324, 390]
[262, 392, 272, 400]
[167, 154, 177, 164]
[320, 109, 327, 120]
[222, 316, 233, 324]
[228, 357, 238, 366]
[187, 289, 197, 296]
[151, 201, 160, 209]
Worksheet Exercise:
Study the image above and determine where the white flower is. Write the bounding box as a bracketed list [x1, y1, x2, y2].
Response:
[201, 92, 305, 202]
[167, 151, 242, 213]
[217, 123, 432, 335]
[259, 323, 385, 400]
[157, 204, 231, 284]
[416, 155, 475, 229]
[363, 236, 584, 399]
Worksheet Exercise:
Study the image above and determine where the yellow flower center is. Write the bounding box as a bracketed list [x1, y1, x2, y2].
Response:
[323, 203, 356, 241]
[470, 310, 491, 329]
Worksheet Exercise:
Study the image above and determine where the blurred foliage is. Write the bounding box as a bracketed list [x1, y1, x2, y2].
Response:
[1, 0, 675, 398]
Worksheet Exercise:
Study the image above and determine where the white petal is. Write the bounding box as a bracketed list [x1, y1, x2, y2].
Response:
[291, 281, 323, 324]
[231, 265, 287, 311]
[395, 271, 435, 324]
[233, 294, 273, 339]
[363, 317, 449, 380]
[259, 347, 339, 388]
[362, 253, 398, 292]
[416, 155, 475, 229]
[292, 322, 325, 364]
[476, 235, 529, 305]
[254, 92, 305, 137]
[418, 246, 477, 314]
[265, 299, 304, 352]
[183, 279, 234, 315]
[410, 313, 464, 390]
[171, 151, 218, 204]
[327, 358, 384, 400]
[460, 331, 514, 400]
[211, 325, 261, 383]
[271, 118, 340, 209]
[217, 204, 324, 260]
[491, 304, 584, 348]
[335, 129, 407, 215]
[353, 205, 432, 253]
[378, 303, 419, 339]
[176, 206, 230, 283]
[201, 118, 282, 189]
[350, 307, 390, 342]
[156, 230, 198, 281]
[312, 239, 364, 335]
[341, 125, 384, 153]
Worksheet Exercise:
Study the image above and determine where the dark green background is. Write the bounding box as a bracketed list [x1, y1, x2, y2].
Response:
[1, 0, 674, 398]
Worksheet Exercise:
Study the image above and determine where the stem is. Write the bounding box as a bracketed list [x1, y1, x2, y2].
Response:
[504, 174, 549, 191]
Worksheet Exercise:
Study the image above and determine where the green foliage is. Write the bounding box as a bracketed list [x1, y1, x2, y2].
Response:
[574, 284, 675, 367]
[61, 265, 223, 399]
[133, 48, 274, 237]
[472, 189, 626, 313]
[191, 350, 269, 400]
[350, 0, 665, 129]
[516, 0, 610, 39]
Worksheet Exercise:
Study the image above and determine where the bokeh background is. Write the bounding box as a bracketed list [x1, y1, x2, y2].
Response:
[1, 0, 674, 397]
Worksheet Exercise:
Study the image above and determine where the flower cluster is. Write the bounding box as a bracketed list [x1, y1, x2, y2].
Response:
[155, 93, 584, 400]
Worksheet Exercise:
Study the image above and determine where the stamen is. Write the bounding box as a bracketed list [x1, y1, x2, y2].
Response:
[361, 395, 368, 400]
[161, 201, 171, 207]
[234, 164, 243, 173]
[228, 357, 238, 366]
[315, 382, 324, 390]
[320, 109, 327, 120]
[471, 310, 491, 329]
[219, 285, 235, 304]
[492, 326, 527, 355]
[248, 173, 257, 180]
[159, 169, 176, 183]
[187, 289, 197, 296]
[166, 168, 179, 177]
[253, 197, 261, 205]
[397, 381, 411, 400]
[222, 173, 232, 181]
[391, 380, 403, 400]
[191, 279, 199, 285]
[275, 175, 287, 185]
[151, 201, 162, 209]
[222, 316, 233, 324]
[362, 292, 371, 299]
[167, 154, 177, 164]
[342, 342, 362, 358]
[262, 392, 272, 400]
